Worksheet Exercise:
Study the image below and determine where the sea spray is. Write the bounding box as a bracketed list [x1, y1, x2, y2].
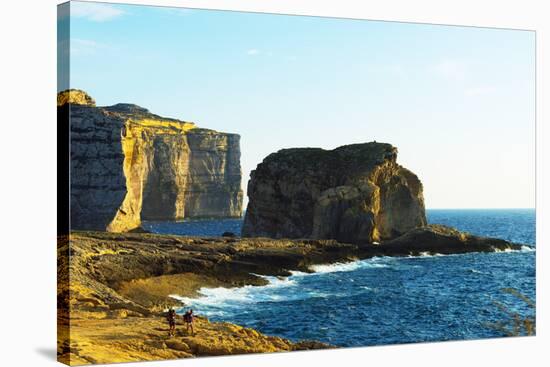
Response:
[309, 259, 390, 274]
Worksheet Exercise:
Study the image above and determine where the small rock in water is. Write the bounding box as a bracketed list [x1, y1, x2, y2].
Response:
[222, 231, 236, 238]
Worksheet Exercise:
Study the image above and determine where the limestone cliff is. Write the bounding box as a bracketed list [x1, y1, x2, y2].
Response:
[60, 90, 242, 232]
[242, 142, 426, 243]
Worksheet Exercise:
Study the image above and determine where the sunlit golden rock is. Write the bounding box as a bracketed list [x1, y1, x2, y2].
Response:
[57, 89, 96, 106]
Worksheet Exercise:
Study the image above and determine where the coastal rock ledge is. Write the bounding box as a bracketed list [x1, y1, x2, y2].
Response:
[242, 142, 426, 243]
[58, 90, 243, 232]
[58, 228, 522, 364]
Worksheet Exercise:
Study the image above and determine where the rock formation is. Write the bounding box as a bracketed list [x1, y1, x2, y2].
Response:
[376, 224, 520, 256]
[242, 142, 426, 243]
[59, 90, 242, 232]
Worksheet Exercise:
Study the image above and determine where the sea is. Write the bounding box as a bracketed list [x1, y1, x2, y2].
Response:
[142, 209, 536, 347]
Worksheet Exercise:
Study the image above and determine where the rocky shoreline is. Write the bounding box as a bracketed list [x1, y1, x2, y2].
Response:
[58, 228, 525, 365]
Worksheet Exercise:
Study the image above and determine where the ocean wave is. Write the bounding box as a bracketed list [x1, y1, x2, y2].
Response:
[170, 260, 380, 312]
[170, 275, 297, 308]
[250, 273, 298, 286]
[418, 251, 444, 257]
[309, 262, 362, 273]
[494, 246, 536, 253]
[521, 245, 536, 252]
[309, 258, 390, 274]
[288, 270, 310, 277]
[493, 248, 514, 253]
[407, 246, 535, 258]
[468, 269, 490, 275]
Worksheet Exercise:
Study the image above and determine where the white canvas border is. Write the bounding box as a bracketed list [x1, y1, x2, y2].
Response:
[0, 1, 546, 366]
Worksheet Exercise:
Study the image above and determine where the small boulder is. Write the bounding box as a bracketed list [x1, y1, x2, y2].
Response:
[165, 339, 190, 352]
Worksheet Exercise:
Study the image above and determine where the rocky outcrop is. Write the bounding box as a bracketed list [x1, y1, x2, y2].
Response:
[59, 231, 523, 317]
[60, 90, 242, 232]
[375, 224, 521, 256]
[58, 315, 330, 365]
[57, 232, 341, 365]
[242, 142, 426, 243]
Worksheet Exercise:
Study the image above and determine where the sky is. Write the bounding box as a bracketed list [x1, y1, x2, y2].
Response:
[59, 1, 536, 209]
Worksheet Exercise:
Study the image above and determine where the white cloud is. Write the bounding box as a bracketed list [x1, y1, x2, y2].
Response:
[433, 60, 467, 81]
[247, 49, 260, 56]
[71, 2, 125, 22]
[464, 86, 497, 97]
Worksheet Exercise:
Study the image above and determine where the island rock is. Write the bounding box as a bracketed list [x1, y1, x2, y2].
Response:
[242, 142, 426, 243]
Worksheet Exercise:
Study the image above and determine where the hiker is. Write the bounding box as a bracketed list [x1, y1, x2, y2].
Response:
[183, 309, 195, 336]
[167, 307, 177, 337]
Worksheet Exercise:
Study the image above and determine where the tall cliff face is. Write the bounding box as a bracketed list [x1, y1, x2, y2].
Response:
[242, 142, 426, 244]
[184, 129, 243, 218]
[61, 90, 243, 232]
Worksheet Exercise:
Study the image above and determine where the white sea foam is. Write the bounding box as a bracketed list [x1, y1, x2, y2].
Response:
[288, 270, 309, 277]
[308, 259, 389, 274]
[494, 248, 514, 253]
[468, 269, 490, 275]
[170, 258, 391, 312]
[492, 245, 536, 254]
[418, 251, 444, 257]
[309, 262, 361, 273]
[403, 252, 446, 259]
[170, 275, 297, 308]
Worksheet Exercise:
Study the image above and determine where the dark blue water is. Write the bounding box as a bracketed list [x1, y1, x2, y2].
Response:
[143, 218, 243, 237]
[146, 209, 536, 346]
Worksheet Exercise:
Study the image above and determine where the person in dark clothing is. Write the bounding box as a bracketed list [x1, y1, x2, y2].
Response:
[183, 309, 195, 336]
[167, 307, 177, 337]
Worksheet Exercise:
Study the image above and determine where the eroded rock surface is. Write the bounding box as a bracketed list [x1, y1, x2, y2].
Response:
[242, 142, 426, 243]
[59, 90, 243, 232]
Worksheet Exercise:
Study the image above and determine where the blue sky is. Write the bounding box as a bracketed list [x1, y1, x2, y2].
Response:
[59, 1, 535, 209]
